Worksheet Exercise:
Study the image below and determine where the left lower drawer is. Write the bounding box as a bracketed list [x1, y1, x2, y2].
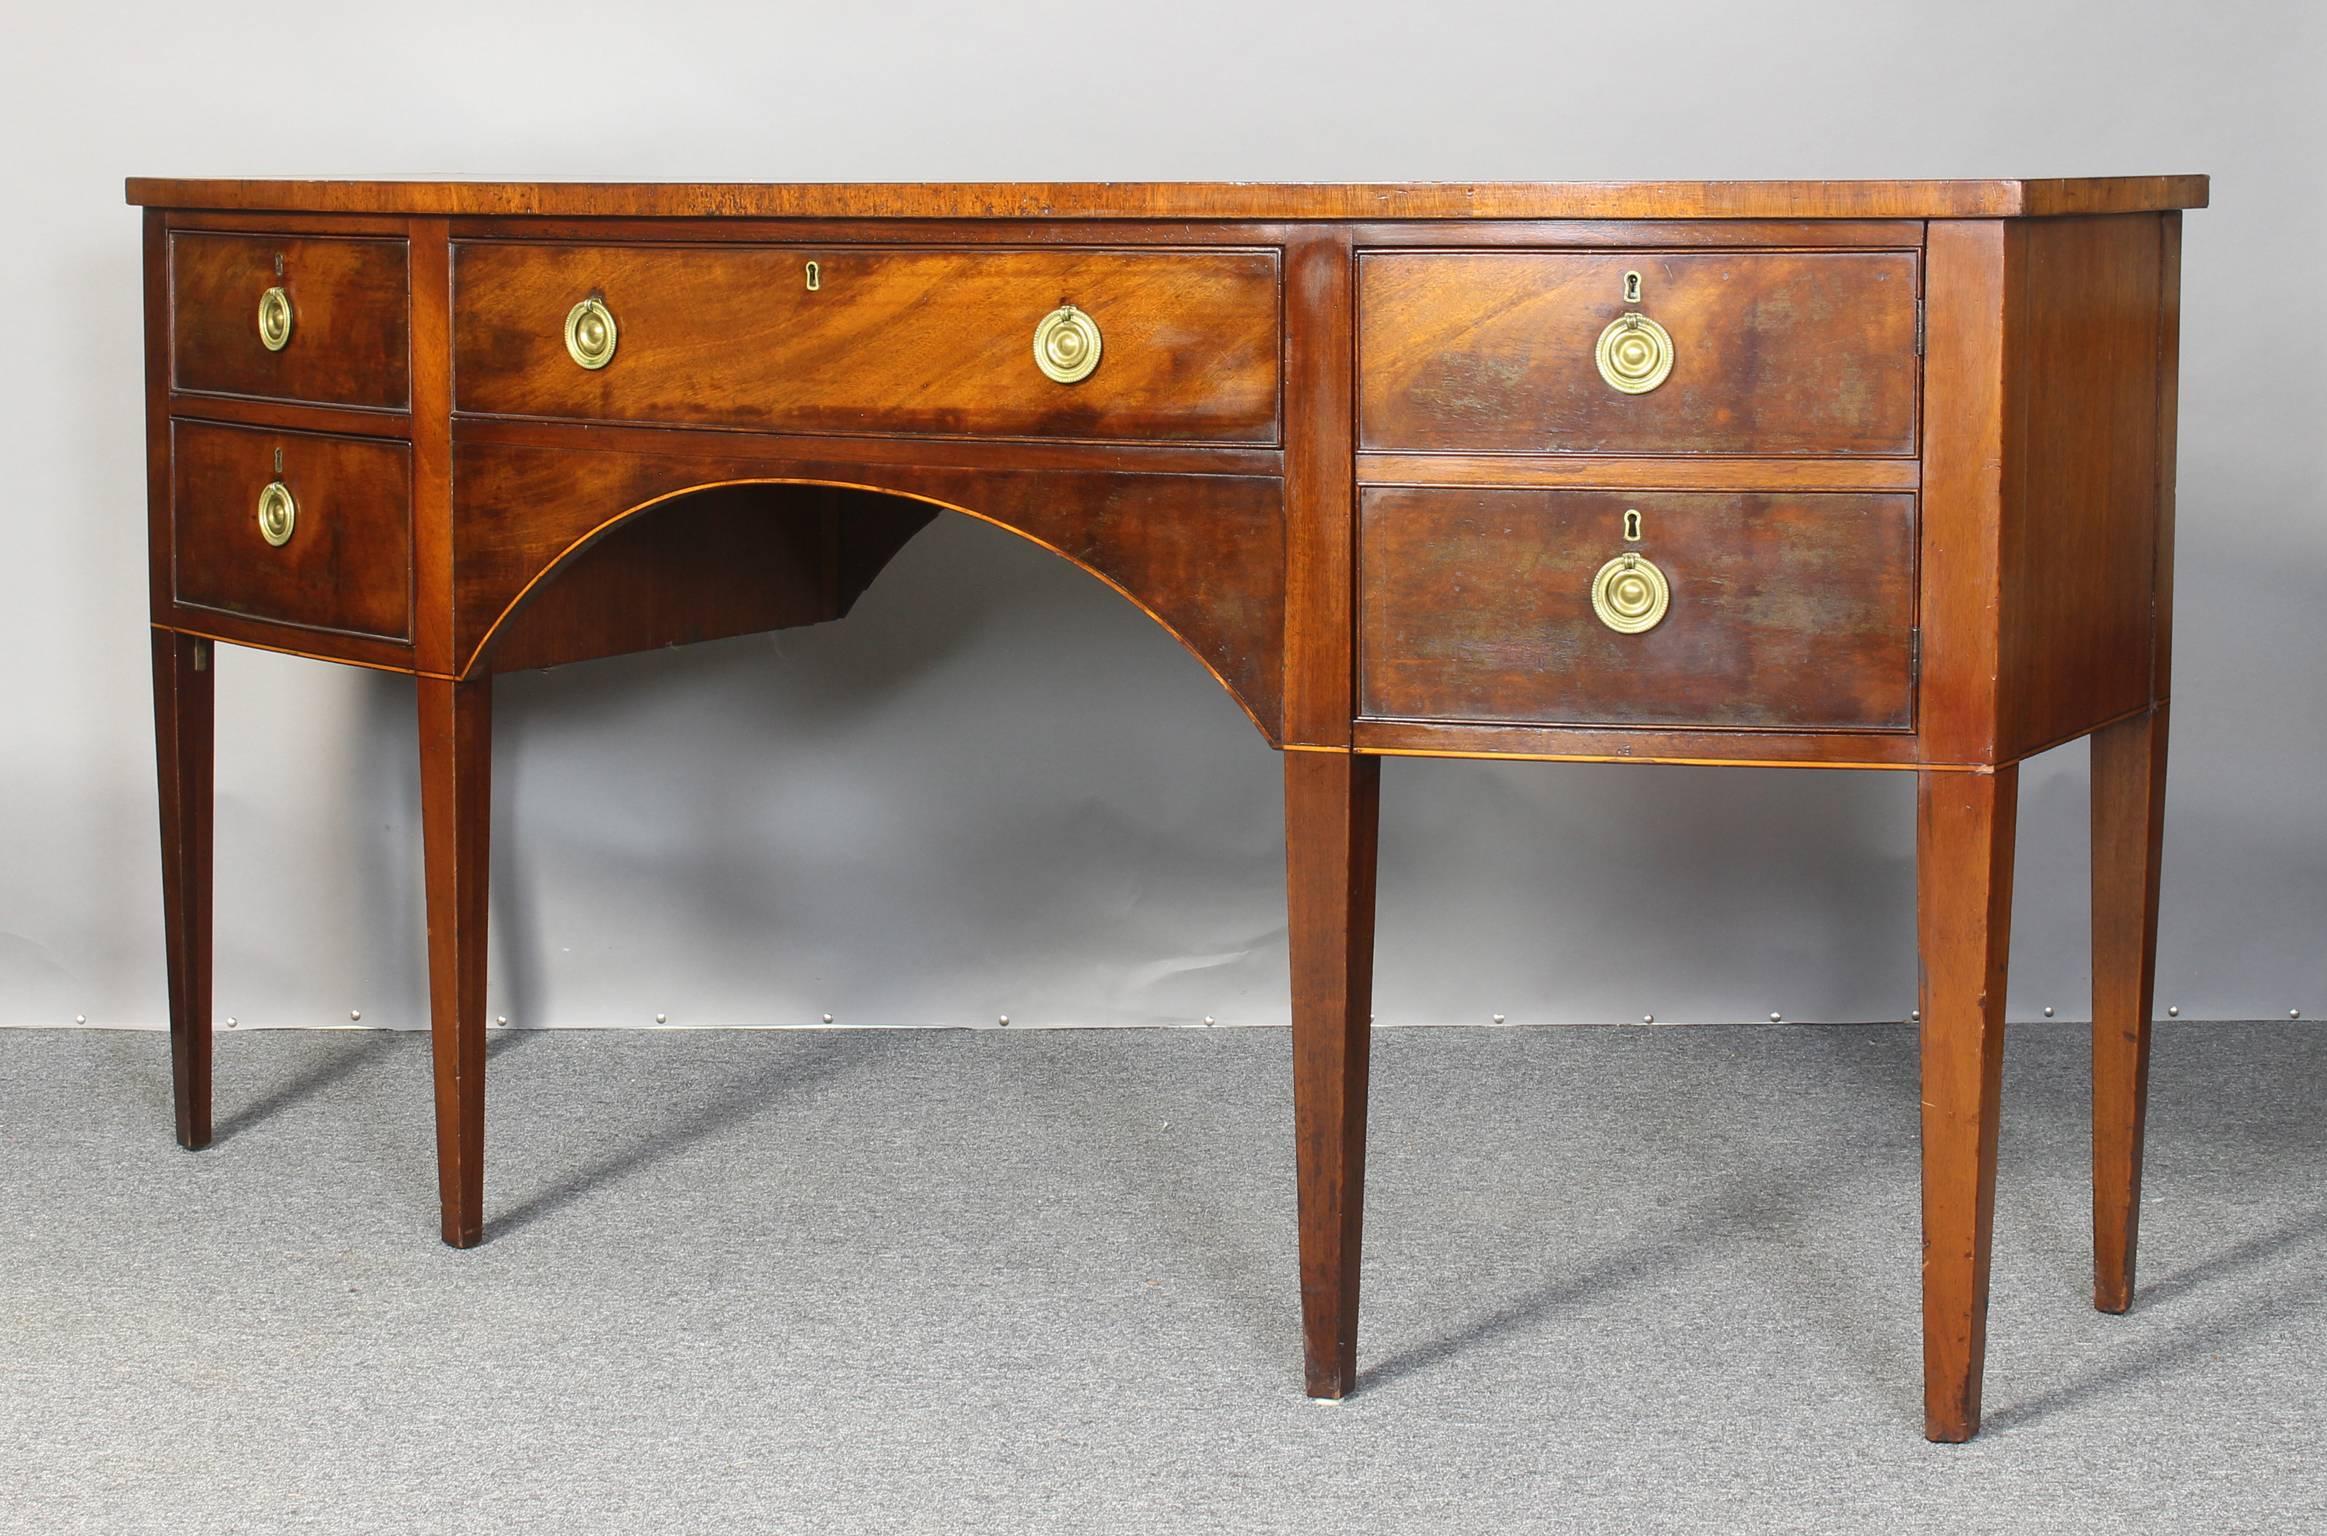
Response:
[170, 232, 411, 409]
[170, 420, 414, 641]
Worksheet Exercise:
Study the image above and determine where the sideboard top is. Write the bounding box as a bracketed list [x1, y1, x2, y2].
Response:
[125, 176, 2207, 222]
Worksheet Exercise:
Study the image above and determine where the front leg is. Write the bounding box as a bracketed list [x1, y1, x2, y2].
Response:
[1285, 749, 1381, 1397]
[153, 631, 215, 1149]
[1916, 766, 2019, 1442]
[418, 676, 492, 1247]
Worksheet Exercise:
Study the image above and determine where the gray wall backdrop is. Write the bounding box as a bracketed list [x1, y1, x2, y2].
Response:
[3, 0, 2320, 1033]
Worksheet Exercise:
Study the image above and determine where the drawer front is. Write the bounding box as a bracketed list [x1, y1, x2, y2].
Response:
[1359, 487, 1915, 731]
[169, 233, 411, 410]
[452, 243, 1282, 443]
[1358, 250, 1919, 456]
[171, 421, 413, 641]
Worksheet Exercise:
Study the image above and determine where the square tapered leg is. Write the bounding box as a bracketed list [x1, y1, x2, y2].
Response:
[153, 631, 215, 1149]
[1285, 749, 1381, 1397]
[419, 675, 492, 1248]
[2090, 706, 2168, 1313]
[1916, 766, 2018, 1442]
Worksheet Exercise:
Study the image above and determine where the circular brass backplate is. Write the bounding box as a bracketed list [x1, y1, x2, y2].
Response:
[1033, 304, 1102, 384]
[256, 479, 297, 548]
[1595, 312, 1673, 395]
[564, 297, 618, 370]
[1591, 552, 1669, 634]
[257, 286, 294, 352]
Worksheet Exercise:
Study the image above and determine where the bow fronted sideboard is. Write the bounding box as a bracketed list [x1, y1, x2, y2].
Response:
[128, 176, 2206, 1440]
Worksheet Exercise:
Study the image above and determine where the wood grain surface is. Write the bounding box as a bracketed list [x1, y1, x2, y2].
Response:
[128, 176, 2209, 220]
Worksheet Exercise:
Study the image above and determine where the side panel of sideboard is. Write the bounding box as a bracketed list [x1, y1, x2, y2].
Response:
[1921, 213, 2175, 766]
[1994, 215, 2172, 761]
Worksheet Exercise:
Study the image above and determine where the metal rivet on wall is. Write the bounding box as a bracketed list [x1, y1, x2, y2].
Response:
[998, 1014, 1010, 1026]
[74, 1014, 86, 1024]
[655, 1013, 668, 1024]
[349, 1009, 361, 1021]
[225, 1017, 238, 1028]
[1770, 1012, 1783, 1022]
[822, 1014, 834, 1024]
[495, 1015, 508, 1026]
[2167, 1006, 2180, 1017]
[1203, 1016, 1216, 1026]
[1491, 1013, 1506, 1024]
[1911, 1010, 1921, 1023]
[1643, 1014, 1654, 1023]
[2043, 1006, 2055, 1017]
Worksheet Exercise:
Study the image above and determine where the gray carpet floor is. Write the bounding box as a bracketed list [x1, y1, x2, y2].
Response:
[2, 1020, 2322, 1534]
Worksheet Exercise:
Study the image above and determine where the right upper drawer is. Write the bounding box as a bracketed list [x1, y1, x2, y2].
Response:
[1358, 249, 1920, 456]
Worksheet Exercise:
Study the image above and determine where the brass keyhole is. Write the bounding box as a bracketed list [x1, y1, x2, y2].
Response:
[804, 260, 821, 292]
[1623, 508, 1642, 542]
[1623, 270, 1642, 303]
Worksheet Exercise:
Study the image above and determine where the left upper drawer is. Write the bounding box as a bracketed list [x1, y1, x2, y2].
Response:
[170, 421, 413, 642]
[169, 232, 412, 410]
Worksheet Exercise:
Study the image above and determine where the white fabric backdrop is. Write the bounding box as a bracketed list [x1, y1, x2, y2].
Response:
[2, 0, 2320, 1031]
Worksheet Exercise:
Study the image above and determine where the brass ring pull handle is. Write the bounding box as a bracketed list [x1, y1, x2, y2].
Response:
[1033, 303, 1102, 384]
[1595, 311, 1673, 395]
[564, 297, 618, 370]
[256, 479, 298, 548]
[257, 286, 294, 352]
[1591, 551, 1669, 633]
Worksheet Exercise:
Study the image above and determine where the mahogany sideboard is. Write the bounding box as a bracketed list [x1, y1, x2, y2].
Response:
[128, 175, 2206, 1441]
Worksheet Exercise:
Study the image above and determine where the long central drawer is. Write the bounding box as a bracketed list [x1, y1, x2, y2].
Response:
[452, 243, 1283, 444]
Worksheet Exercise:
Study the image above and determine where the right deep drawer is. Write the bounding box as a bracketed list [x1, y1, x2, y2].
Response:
[1357, 250, 1920, 456]
[1358, 486, 1917, 732]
